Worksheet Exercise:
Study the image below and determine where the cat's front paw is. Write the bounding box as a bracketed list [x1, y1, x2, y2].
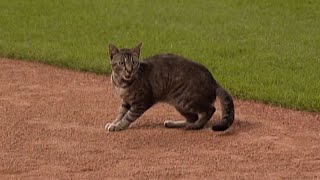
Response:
[105, 123, 113, 130]
[105, 123, 126, 132]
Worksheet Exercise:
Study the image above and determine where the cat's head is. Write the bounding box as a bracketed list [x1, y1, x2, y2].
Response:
[108, 43, 142, 81]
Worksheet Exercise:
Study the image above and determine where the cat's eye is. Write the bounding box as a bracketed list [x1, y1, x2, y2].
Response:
[118, 62, 124, 66]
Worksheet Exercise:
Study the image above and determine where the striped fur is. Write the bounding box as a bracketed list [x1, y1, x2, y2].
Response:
[105, 43, 234, 132]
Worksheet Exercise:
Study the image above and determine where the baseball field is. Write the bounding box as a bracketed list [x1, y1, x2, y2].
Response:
[0, 0, 319, 179]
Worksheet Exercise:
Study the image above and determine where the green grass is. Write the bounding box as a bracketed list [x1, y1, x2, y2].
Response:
[0, 0, 319, 111]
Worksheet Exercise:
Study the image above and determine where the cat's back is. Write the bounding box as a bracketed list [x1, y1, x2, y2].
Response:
[144, 53, 215, 79]
[143, 53, 210, 74]
[141, 53, 217, 102]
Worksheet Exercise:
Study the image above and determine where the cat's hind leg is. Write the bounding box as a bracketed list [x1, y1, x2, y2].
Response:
[181, 112, 199, 123]
[185, 106, 215, 130]
[164, 112, 198, 128]
[164, 120, 190, 128]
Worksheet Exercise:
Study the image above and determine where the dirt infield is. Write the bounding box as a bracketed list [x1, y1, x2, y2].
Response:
[0, 58, 319, 179]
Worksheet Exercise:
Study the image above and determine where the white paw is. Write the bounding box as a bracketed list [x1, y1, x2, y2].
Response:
[105, 123, 125, 132]
[105, 123, 112, 130]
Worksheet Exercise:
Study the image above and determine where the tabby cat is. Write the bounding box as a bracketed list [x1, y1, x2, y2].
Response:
[105, 43, 234, 132]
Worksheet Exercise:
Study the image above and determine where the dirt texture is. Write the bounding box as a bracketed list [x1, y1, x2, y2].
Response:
[0, 58, 319, 179]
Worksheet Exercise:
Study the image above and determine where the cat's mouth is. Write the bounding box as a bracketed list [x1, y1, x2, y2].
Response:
[122, 75, 132, 81]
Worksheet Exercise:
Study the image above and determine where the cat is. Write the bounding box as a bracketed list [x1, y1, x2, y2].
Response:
[105, 43, 234, 132]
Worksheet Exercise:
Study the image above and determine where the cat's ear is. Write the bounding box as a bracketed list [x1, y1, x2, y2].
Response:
[108, 43, 119, 60]
[132, 42, 143, 58]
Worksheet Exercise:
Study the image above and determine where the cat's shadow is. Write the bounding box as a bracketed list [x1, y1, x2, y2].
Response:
[132, 122, 164, 129]
[132, 118, 261, 136]
[206, 118, 262, 136]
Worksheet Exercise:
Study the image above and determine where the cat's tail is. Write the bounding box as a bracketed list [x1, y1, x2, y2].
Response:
[212, 84, 235, 131]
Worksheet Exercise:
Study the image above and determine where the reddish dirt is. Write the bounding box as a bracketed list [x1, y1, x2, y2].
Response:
[0, 58, 319, 179]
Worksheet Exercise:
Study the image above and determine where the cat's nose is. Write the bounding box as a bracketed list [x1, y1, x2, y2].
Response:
[125, 71, 132, 77]
[126, 66, 132, 74]
[127, 69, 132, 74]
